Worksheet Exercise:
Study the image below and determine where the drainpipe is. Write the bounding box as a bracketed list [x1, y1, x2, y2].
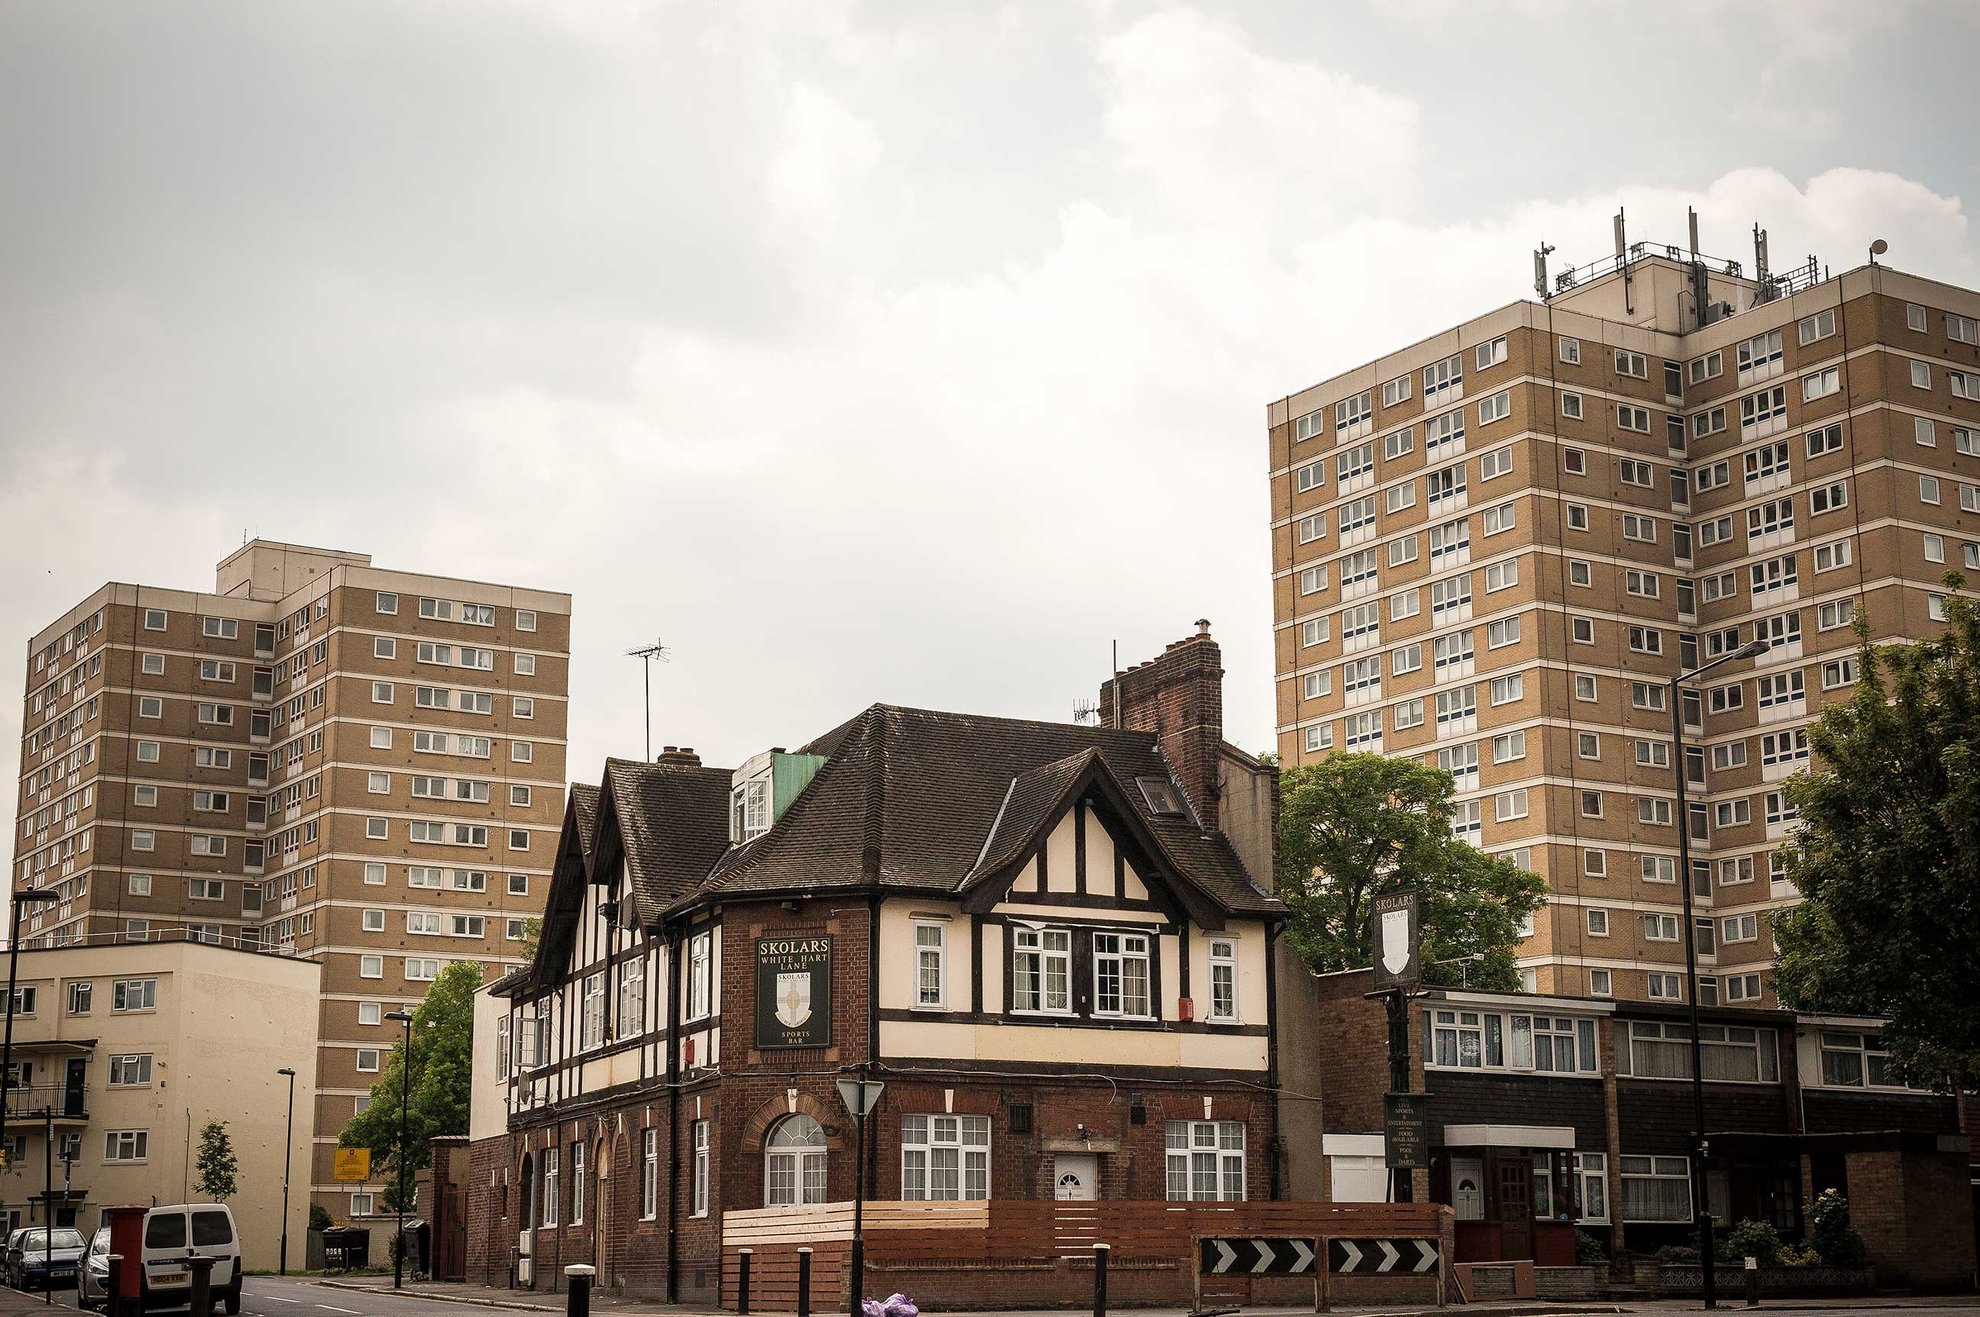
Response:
[1265, 921, 1282, 1200]
[665, 923, 683, 1304]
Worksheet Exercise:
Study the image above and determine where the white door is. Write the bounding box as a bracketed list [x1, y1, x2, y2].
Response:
[1053, 1153, 1097, 1200]
[1451, 1156, 1485, 1221]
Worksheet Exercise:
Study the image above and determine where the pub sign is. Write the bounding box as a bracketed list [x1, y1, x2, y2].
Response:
[755, 936, 832, 1048]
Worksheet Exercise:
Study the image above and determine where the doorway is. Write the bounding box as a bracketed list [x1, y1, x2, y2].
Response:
[1053, 1153, 1097, 1201]
[1495, 1157, 1533, 1260]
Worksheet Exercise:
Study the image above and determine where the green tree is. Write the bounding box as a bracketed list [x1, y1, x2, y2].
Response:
[340, 960, 482, 1207]
[1277, 753, 1547, 991]
[1773, 582, 1980, 1090]
[193, 1121, 239, 1201]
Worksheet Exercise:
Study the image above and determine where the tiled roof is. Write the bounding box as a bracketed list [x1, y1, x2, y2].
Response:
[674, 704, 1279, 919]
[598, 757, 734, 920]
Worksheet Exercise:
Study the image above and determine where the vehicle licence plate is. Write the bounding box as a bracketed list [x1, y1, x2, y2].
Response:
[153, 1271, 186, 1285]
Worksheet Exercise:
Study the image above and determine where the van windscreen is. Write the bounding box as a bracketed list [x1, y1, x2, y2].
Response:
[191, 1211, 233, 1247]
[145, 1214, 187, 1249]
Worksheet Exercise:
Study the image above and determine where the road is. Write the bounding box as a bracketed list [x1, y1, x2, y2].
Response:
[14, 1273, 548, 1317]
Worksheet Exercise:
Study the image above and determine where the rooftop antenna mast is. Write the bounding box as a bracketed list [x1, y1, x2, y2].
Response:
[627, 640, 671, 762]
[1071, 698, 1100, 726]
[1615, 207, 1634, 316]
[1533, 241, 1554, 301]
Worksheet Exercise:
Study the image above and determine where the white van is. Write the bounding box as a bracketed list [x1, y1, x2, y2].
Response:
[140, 1204, 242, 1314]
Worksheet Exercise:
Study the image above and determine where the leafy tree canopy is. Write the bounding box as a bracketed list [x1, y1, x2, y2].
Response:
[1277, 753, 1546, 991]
[1774, 584, 1980, 1089]
[193, 1121, 238, 1201]
[340, 960, 482, 1187]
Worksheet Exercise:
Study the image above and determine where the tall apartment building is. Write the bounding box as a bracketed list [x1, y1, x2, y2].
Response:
[1269, 230, 1979, 1008]
[12, 540, 570, 1215]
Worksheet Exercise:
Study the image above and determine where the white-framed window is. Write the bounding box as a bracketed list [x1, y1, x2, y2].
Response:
[370, 727, 393, 750]
[1615, 349, 1647, 379]
[541, 1147, 559, 1226]
[143, 609, 167, 631]
[1011, 927, 1072, 1013]
[1560, 391, 1584, 420]
[1620, 1155, 1691, 1222]
[1166, 1121, 1245, 1201]
[765, 1115, 827, 1207]
[691, 1120, 710, 1216]
[1491, 730, 1525, 763]
[1559, 337, 1581, 364]
[1382, 374, 1412, 408]
[1292, 409, 1325, 444]
[356, 1048, 381, 1074]
[359, 1001, 382, 1025]
[1483, 503, 1515, 535]
[1091, 931, 1152, 1017]
[405, 957, 441, 982]
[914, 921, 945, 1009]
[1801, 366, 1840, 401]
[1617, 404, 1651, 434]
[643, 1128, 661, 1220]
[1586, 909, 1609, 937]
[360, 955, 384, 979]
[1477, 389, 1511, 425]
[1206, 938, 1238, 1022]
[900, 1114, 991, 1201]
[103, 1130, 149, 1163]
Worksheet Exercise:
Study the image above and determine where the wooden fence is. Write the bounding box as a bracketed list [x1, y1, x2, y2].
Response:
[721, 1200, 1453, 1312]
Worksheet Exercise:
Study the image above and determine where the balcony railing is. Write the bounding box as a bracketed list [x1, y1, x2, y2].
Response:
[2, 1083, 87, 1121]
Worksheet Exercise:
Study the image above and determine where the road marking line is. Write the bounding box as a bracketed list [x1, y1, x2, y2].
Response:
[316, 1305, 360, 1313]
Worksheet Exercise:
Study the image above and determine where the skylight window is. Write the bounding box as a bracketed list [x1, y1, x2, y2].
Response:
[1136, 776, 1186, 817]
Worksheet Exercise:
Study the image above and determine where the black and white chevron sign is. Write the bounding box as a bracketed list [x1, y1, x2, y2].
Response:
[1197, 1237, 1320, 1276]
[1327, 1237, 1440, 1274]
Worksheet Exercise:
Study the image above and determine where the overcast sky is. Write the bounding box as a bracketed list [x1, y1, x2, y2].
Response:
[4, 1, 1977, 814]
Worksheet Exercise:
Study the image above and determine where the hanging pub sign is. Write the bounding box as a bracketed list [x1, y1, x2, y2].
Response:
[755, 936, 832, 1048]
[1368, 889, 1422, 989]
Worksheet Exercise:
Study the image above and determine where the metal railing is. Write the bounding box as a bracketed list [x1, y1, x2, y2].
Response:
[1, 1083, 87, 1121]
[4, 924, 310, 958]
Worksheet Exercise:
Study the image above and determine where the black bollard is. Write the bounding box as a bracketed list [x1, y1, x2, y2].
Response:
[1744, 1256, 1760, 1307]
[564, 1263, 595, 1317]
[797, 1247, 813, 1317]
[187, 1253, 217, 1317]
[106, 1255, 122, 1317]
[1093, 1243, 1110, 1317]
[737, 1248, 753, 1315]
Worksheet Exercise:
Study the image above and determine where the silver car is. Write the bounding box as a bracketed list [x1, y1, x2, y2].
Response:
[75, 1227, 111, 1311]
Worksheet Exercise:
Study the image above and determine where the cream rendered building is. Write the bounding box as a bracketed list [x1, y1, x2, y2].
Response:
[0, 939, 320, 1270]
[1270, 235, 1979, 1006]
[12, 540, 571, 1218]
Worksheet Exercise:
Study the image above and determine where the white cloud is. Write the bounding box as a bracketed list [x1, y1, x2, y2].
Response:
[0, 1, 1973, 813]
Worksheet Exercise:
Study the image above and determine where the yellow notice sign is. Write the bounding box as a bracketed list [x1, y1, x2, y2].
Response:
[332, 1148, 372, 1182]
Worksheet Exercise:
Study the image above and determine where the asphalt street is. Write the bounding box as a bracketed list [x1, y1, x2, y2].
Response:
[8, 1274, 544, 1317]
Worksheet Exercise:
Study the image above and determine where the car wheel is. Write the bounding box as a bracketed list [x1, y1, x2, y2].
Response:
[224, 1280, 242, 1315]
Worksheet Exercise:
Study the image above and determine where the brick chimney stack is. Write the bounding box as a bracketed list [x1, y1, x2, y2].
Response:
[1098, 620, 1225, 830]
[654, 746, 702, 766]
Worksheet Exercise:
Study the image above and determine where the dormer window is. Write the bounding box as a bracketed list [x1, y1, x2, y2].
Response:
[731, 778, 770, 843]
[1137, 776, 1186, 817]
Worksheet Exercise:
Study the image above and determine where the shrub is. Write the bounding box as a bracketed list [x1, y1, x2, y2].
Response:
[1809, 1190, 1867, 1268]
[1657, 1244, 1700, 1263]
[1574, 1229, 1607, 1264]
[1717, 1218, 1783, 1267]
[309, 1203, 333, 1233]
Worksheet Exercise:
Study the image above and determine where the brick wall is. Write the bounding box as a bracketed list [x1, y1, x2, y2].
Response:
[1098, 625, 1225, 830]
[1846, 1146, 1976, 1290]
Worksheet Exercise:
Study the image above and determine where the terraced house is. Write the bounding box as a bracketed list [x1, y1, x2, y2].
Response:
[465, 625, 1287, 1303]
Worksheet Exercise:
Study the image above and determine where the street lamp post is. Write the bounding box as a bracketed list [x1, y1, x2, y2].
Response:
[1668, 637, 1768, 1311]
[1, 889, 59, 1160]
[277, 1067, 297, 1277]
[384, 1010, 415, 1291]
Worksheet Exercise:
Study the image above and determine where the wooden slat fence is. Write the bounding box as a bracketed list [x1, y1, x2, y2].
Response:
[722, 1200, 1453, 1312]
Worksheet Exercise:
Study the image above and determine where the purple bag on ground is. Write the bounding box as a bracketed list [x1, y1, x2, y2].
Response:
[862, 1293, 918, 1317]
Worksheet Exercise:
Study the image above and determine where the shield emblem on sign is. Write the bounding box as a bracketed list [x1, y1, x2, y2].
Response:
[776, 971, 813, 1028]
[1379, 907, 1412, 976]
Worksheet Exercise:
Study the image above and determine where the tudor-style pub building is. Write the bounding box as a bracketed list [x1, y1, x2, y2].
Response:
[465, 625, 1286, 1301]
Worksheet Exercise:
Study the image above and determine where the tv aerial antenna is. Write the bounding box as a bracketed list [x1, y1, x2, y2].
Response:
[627, 640, 671, 762]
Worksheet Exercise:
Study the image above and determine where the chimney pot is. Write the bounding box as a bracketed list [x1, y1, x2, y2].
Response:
[1195, 618, 1212, 637]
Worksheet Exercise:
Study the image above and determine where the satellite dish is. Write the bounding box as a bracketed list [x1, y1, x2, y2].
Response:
[1870, 238, 1890, 256]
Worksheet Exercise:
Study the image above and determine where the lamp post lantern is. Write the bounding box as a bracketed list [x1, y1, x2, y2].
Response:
[1666, 636, 1768, 1310]
[384, 1010, 415, 1290]
[277, 1067, 298, 1276]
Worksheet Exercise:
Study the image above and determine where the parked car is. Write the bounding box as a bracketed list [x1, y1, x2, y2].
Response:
[3, 1224, 87, 1290]
[138, 1204, 242, 1314]
[76, 1227, 111, 1311]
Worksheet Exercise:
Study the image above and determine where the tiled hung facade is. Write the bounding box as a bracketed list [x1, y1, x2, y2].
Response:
[1268, 252, 1980, 1007]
